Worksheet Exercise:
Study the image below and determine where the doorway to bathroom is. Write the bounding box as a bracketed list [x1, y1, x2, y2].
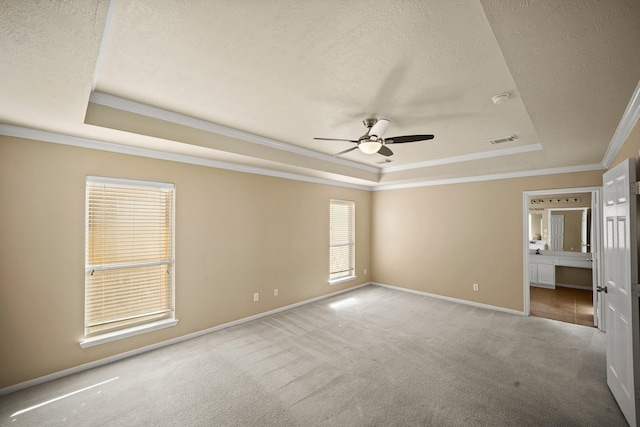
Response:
[523, 186, 603, 329]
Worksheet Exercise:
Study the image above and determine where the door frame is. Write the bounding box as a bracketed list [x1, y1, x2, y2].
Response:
[522, 186, 604, 329]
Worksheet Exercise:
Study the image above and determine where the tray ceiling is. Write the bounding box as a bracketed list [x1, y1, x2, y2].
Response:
[1, 0, 639, 188]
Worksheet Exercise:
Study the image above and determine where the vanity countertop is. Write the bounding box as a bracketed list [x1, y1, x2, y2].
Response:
[529, 250, 592, 268]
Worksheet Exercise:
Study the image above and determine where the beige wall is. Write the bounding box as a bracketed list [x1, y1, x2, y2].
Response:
[0, 136, 371, 388]
[370, 171, 604, 312]
[369, 118, 640, 313]
[2, 118, 639, 390]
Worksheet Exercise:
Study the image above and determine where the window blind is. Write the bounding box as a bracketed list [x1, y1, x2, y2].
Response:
[85, 177, 175, 336]
[329, 199, 355, 281]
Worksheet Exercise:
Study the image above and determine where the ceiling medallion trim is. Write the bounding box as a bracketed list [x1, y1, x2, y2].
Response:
[89, 92, 379, 174]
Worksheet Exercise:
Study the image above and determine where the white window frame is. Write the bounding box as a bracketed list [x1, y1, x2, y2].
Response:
[80, 176, 178, 348]
[329, 199, 356, 284]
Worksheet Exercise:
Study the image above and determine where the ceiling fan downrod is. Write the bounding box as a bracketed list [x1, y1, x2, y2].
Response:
[363, 118, 377, 129]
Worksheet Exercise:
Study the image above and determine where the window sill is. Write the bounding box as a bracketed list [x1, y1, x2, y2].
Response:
[328, 275, 357, 286]
[79, 318, 179, 348]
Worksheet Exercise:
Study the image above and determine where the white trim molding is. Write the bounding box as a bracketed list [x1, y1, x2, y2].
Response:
[371, 282, 525, 316]
[1, 123, 610, 191]
[80, 319, 179, 348]
[602, 80, 640, 168]
[0, 124, 371, 191]
[372, 163, 605, 191]
[328, 275, 357, 285]
[381, 143, 543, 173]
[89, 91, 379, 174]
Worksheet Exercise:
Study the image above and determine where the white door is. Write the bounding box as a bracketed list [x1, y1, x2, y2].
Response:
[549, 214, 564, 251]
[602, 158, 639, 426]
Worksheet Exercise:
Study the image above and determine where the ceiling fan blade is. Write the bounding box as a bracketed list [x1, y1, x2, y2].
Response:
[314, 137, 359, 143]
[377, 145, 393, 156]
[368, 118, 389, 137]
[385, 134, 434, 144]
[332, 146, 359, 157]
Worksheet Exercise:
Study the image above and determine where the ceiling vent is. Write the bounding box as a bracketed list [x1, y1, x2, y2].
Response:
[487, 134, 518, 145]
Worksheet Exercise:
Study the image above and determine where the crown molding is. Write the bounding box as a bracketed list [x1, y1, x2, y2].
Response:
[0, 124, 372, 191]
[89, 91, 379, 174]
[381, 143, 543, 173]
[602, 80, 640, 168]
[372, 163, 605, 191]
[0, 125, 614, 193]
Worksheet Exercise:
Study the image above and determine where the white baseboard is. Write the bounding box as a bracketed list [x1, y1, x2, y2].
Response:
[530, 282, 591, 291]
[530, 283, 555, 289]
[371, 282, 525, 316]
[0, 283, 370, 397]
[556, 282, 592, 291]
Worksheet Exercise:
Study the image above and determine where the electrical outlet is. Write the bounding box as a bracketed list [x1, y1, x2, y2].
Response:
[473, 283, 479, 292]
[274, 289, 278, 296]
[364, 268, 367, 275]
[253, 293, 259, 302]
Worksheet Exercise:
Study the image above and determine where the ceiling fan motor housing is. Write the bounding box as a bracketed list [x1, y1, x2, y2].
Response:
[363, 118, 377, 128]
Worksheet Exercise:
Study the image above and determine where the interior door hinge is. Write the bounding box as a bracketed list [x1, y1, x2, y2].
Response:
[634, 181, 640, 195]
[633, 284, 640, 297]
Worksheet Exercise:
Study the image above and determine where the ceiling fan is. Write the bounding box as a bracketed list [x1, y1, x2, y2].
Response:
[314, 118, 434, 157]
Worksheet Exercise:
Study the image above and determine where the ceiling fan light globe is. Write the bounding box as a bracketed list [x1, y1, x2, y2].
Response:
[359, 141, 382, 154]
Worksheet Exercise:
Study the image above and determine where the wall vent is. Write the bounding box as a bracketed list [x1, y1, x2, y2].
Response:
[486, 134, 518, 145]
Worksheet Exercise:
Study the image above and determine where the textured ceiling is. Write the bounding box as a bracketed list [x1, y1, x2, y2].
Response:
[1, 0, 640, 187]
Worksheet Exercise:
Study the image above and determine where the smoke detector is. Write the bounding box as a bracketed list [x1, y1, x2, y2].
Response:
[487, 134, 518, 145]
[491, 93, 510, 104]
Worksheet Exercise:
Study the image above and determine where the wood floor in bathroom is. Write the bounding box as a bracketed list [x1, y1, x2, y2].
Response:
[530, 286, 595, 327]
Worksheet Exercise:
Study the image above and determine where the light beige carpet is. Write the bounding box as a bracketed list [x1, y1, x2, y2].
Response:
[0, 285, 627, 426]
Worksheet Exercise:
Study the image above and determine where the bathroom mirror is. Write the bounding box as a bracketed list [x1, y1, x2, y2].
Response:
[528, 193, 592, 253]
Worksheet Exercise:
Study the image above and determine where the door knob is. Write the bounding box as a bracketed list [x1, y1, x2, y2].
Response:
[596, 286, 608, 293]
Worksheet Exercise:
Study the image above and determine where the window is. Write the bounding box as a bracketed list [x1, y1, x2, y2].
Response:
[329, 199, 355, 283]
[83, 176, 176, 345]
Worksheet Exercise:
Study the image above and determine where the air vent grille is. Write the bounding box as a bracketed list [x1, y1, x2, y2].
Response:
[487, 134, 518, 145]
